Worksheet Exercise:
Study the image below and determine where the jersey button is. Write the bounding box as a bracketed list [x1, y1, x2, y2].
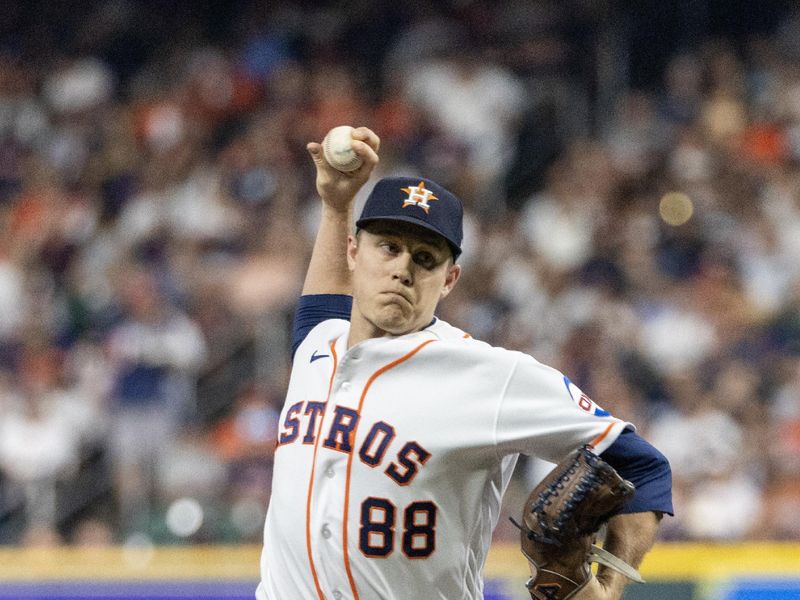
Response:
[325, 467, 335, 478]
[333, 591, 343, 600]
[341, 381, 351, 391]
[321, 524, 332, 539]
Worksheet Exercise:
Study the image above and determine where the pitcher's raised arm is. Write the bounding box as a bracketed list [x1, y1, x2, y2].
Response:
[302, 126, 380, 295]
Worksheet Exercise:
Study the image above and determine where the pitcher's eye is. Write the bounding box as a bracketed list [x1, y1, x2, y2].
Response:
[414, 251, 436, 269]
[379, 241, 400, 255]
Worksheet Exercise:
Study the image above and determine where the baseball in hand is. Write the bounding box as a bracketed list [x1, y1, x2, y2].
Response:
[322, 125, 363, 172]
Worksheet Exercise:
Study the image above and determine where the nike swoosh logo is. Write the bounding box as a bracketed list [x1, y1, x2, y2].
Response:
[310, 350, 330, 363]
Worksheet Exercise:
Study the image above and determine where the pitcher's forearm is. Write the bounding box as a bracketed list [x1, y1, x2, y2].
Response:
[301, 127, 380, 295]
[596, 511, 662, 595]
[302, 204, 353, 295]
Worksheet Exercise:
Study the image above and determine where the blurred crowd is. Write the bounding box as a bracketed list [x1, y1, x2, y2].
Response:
[1, 0, 799, 548]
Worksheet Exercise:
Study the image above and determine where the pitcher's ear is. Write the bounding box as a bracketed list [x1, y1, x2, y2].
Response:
[441, 263, 461, 298]
[346, 233, 358, 269]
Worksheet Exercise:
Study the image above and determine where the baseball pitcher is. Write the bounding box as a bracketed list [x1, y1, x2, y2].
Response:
[255, 127, 672, 600]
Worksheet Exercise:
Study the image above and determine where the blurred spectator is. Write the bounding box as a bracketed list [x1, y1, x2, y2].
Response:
[211, 383, 280, 541]
[0, 341, 105, 541]
[399, 41, 527, 210]
[682, 473, 763, 540]
[757, 472, 800, 539]
[768, 355, 800, 472]
[521, 146, 610, 273]
[105, 266, 207, 533]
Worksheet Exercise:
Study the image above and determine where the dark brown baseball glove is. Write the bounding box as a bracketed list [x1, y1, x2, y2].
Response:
[513, 445, 643, 600]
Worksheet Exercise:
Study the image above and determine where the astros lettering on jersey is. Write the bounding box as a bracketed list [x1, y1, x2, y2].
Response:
[256, 317, 630, 600]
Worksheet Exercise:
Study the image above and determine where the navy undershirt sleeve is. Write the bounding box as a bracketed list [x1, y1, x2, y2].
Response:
[600, 428, 674, 516]
[291, 294, 353, 358]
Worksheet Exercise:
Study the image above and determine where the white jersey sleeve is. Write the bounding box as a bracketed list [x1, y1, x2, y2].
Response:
[495, 352, 630, 462]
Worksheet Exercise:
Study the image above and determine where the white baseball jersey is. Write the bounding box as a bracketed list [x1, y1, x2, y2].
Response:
[256, 317, 630, 600]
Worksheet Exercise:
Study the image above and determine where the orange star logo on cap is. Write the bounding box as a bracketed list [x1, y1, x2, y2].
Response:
[401, 181, 438, 214]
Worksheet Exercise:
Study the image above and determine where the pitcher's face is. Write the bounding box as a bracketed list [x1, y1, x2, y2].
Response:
[347, 221, 461, 341]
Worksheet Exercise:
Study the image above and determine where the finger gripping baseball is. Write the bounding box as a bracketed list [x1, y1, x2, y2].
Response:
[517, 445, 640, 600]
[323, 125, 363, 172]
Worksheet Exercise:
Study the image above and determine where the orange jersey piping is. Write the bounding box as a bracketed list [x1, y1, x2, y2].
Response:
[342, 338, 438, 600]
[589, 422, 616, 448]
[305, 338, 339, 599]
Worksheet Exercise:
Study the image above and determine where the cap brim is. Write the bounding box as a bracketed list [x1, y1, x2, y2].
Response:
[356, 215, 462, 258]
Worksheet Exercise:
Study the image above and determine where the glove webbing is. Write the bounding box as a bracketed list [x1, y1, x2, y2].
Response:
[528, 448, 618, 543]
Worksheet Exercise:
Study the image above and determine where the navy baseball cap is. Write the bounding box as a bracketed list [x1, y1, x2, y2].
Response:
[356, 177, 463, 258]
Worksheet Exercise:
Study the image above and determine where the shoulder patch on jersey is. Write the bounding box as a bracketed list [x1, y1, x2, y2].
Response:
[563, 376, 611, 417]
